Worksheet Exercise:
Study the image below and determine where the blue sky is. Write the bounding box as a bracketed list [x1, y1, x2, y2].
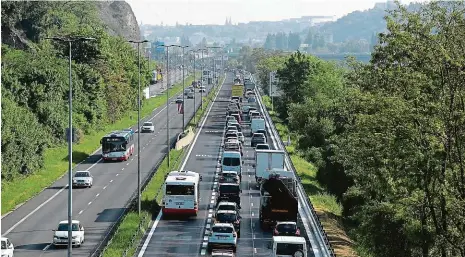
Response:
[126, 0, 426, 26]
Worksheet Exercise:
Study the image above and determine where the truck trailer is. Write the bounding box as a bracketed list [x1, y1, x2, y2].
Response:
[259, 174, 298, 229]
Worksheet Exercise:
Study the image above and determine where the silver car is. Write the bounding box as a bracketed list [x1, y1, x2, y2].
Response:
[72, 171, 93, 188]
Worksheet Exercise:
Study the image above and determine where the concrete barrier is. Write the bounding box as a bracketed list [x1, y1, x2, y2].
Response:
[175, 127, 195, 150]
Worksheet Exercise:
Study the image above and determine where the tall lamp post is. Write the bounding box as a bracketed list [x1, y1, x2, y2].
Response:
[128, 39, 148, 216]
[158, 44, 178, 168]
[189, 49, 201, 125]
[172, 45, 189, 129]
[206, 46, 221, 86]
[45, 36, 95, 257]
[198, 48, 208, 110]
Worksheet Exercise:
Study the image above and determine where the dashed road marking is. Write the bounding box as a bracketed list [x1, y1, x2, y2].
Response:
[78, 210, 83, 215]
[103, 186, 107, 190]
[96, 193, 100, 197]
[110, 180, 113, 183]
[88, 201, 92, 205]
[122, 168, 125, 170]
[43, 243, 51, 251]
[208, 213, 212, 218]
[116, 174, 119, 176]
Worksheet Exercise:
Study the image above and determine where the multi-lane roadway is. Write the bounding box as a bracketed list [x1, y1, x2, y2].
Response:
[0, 71, 212, 257]
[134, 72, 314, 257]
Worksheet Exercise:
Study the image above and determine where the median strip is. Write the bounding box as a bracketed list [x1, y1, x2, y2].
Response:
[99, 77, 223, 257]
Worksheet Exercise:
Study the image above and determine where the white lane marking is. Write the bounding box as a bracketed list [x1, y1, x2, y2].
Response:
[202, 241, 208, 247]
[206, 224, 211, 229]
[208, 214, 212, 218]
[138, 76, 226, 257]
[204, 236, 208, 241]
[210, 200, 214, 204]
[122, 168, 125, 170]
[2, 183, 69, 236]
[79, 210, 84, 215]
[127, 163, 130, 165]
[209, 209, 213, 213]
[110, 180, 113, 183]
[43, 243, 51, 251]
[103, 185, 107, 190]
[212, 192, 216, 196]
[251, 203, 253, 207]
[116, 174, 119, 176]
[88, 201, 92, 205]
[200, 249, 206, 255]
[254, 248, 257, 253]
[207, 218, 212, 224]
[96, 193, 100, 197]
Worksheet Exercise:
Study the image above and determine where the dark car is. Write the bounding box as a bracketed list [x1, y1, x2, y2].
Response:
[217, 183, 241, 206]
[256, 129, 267, 140]
[251, 133, 266, 147]
[215, 210, 242, 237]
[273, 221, 301, 237]
[175, 95, 184, 104]
[255, 144, 270, 150]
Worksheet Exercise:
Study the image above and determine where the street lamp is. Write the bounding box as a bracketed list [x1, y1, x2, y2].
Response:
[198, 48, 208, 110]
[158, 44, 179, 168]
[189, 49, 201, 125]
[128, 39, 148, 217]
[207, 46, 221, 86]
[171, 45, 189, 129]
[45, 35, 95, 257]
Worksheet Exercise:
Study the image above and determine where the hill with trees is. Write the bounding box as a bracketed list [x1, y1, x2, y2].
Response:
[1, 1, 151, 182]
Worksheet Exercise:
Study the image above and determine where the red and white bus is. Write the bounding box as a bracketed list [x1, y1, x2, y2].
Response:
[100, 129, 135, 161]
[162, 170, 202, 216]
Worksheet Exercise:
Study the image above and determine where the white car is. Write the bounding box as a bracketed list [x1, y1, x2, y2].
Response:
[236, 132, 244, 144]
[207, 223, 237, 252]
[1, 237, 14, 257]
[53, 220, 85, 247]
[141, 122, 155, 133]
[72, 171, 93, 188]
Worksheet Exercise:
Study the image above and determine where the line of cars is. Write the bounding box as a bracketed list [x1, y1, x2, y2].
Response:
[206, 73, 309, 257]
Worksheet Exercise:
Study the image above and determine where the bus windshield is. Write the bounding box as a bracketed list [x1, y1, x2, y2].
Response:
[166, 185, 195, 195]
[102, 137, 127, 153]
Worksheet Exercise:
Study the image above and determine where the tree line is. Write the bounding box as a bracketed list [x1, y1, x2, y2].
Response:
[1, 2, 151, 181]
[246, 2, 465, 256]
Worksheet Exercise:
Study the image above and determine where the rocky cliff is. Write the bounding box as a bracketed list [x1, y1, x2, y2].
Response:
[0, 1, 140, 49]
[94, 1, 140, 41]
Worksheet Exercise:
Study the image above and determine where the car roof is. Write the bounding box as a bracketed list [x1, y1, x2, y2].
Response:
[256, 144, 268, 146]
[252, 133, 265, 136]
[216, 210, 237, 214]
[212, 223, 234, 228]
[219, 182, 240, 186]
[218, 201, 237, 206]
[75, 171, 90, 174]
[59, 220, 80, 224]
[276, 221, 297, 225]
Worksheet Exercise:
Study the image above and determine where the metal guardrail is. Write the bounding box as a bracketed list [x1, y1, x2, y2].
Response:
[251, 73, 336, 257]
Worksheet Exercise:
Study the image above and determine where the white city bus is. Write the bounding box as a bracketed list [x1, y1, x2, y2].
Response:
[162, 170, 202, 216]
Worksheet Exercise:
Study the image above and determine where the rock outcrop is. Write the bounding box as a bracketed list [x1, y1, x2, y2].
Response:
[94, 1, 141, 41]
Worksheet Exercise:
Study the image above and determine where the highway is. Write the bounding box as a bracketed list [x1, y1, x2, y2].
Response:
[135, 72, 315, 257]
[0, 70, 213, 257]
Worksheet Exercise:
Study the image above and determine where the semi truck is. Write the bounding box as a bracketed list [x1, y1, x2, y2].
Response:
[259, 174, 298, 229]
[232, 84, 244, 100]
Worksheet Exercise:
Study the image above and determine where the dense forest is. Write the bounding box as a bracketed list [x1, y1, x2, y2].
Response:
[237, 1, 465, 257]
[1, 2, 151, 181]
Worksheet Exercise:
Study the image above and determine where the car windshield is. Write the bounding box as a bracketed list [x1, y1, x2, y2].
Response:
[253, 134, 265, 139]
[219, 205, 236, 211]
[277, 223, 297, 233]
[219, 184, 240, 193]
[143, 122, 152, 126]
[212, 226, 233, 233]
[276, 243, 304, 255]
[57, 223, 79, 231]
[75, 172, 89, 177]
[217, 213, 237, 222]
[256, 144, 269, 149]
[1, 241, 6, 249]
[222, 157, 240, 166]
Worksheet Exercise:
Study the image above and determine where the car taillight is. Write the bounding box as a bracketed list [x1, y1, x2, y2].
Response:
[274, 228, 279, 235]
[296, 229, 300, 236]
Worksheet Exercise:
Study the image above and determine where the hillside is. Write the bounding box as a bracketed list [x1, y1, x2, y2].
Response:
[1, 1, 151, 183]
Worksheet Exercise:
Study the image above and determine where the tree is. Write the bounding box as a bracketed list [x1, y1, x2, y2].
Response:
[287, 32, 301, 51]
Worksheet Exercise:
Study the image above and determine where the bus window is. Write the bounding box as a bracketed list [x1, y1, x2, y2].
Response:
[166, 185, 195, 195]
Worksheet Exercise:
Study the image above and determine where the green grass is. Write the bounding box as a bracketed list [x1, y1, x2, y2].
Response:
[101, 78, 221, 257]
[261, 95, 358, 256]
[1, 74, 199, 215]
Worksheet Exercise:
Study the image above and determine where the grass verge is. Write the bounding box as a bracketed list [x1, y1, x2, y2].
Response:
[1, 74, 199, 215]
[262, 95, 358, 257]
[101, 78, 222, 257]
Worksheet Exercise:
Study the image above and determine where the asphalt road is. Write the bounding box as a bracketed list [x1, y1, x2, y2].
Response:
[149, 69, 187, 97]
[135, 72, 314, 257]
[0, 74, 216, 257]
